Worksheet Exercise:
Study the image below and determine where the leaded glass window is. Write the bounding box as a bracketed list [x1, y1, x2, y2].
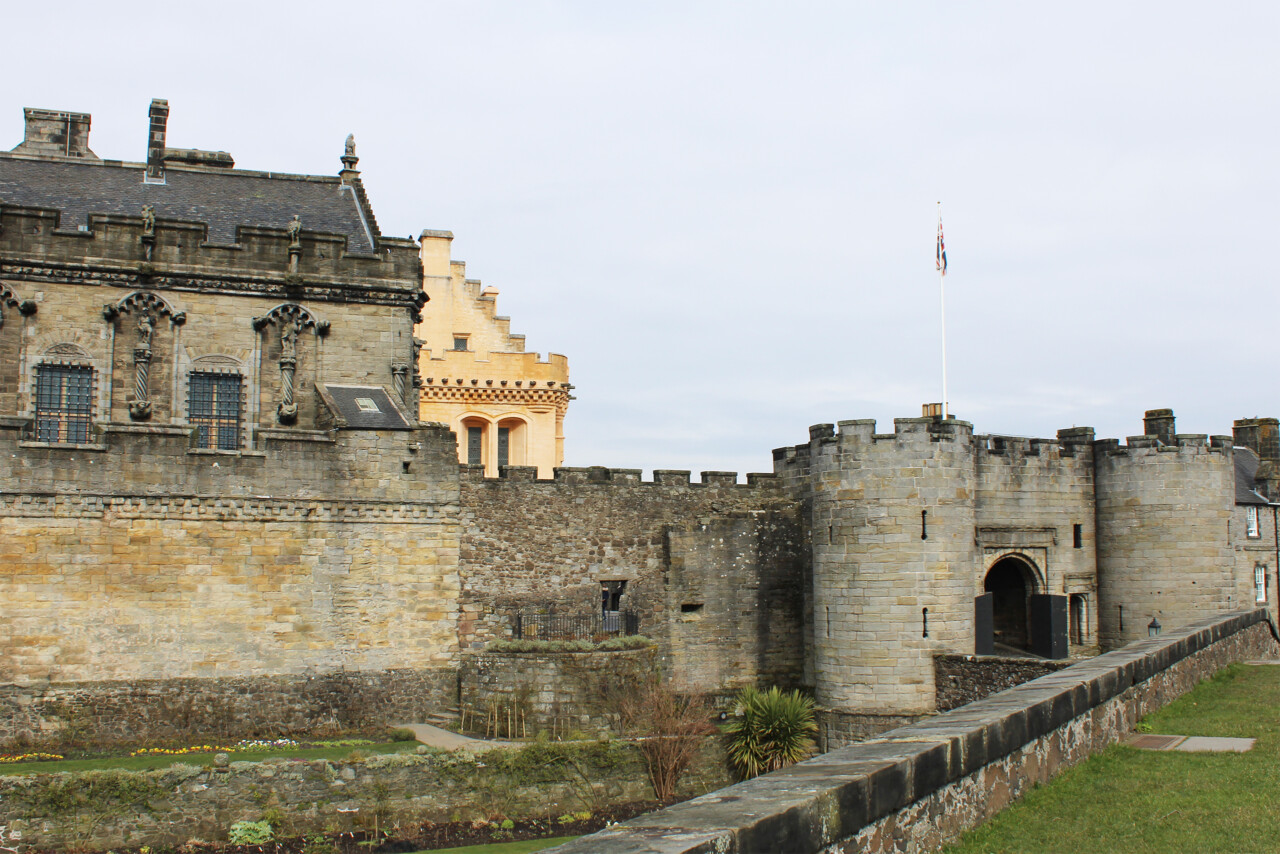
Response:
[35, 364, 94, 444]
[189, 372, 242, 450]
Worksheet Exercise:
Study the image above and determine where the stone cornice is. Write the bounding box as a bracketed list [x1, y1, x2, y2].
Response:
[420, 382, 571, 416]
[0, 259, 424, 311]
[0, 492, 453, 523]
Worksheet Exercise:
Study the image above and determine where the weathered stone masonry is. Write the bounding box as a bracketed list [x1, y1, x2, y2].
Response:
[457, 465, 808, 695]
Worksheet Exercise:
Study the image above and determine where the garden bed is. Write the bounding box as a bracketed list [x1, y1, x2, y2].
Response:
[13, 803, 664, 853]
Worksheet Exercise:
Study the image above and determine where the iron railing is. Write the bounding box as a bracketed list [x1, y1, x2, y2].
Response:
[513, 610, 640, 641]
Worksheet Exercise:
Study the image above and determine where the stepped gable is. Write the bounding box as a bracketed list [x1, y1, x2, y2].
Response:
[0, 156, 377, 254]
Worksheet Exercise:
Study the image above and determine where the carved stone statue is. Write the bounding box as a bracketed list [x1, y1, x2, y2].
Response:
[287, 215, 302, 248]
[280, 318, 298, 361]
[345, 134, 356, 157]
[137, 310, 154, 350]
[141, 205, 155, 236]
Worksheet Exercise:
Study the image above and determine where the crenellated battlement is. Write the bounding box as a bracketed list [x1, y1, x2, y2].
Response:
[458, 463, 780, 489]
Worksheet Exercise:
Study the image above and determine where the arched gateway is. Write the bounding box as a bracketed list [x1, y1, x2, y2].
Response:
[984, 556, 1039, 651]
[975, 553, 1069, 659]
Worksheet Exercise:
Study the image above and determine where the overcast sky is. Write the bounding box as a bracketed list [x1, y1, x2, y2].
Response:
[7, 3, 1278, 476]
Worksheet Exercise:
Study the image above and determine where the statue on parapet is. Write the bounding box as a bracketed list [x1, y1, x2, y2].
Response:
[287, 215, 302, 248]
[141, 205, 155, 236]
[345, 134, 356, 157]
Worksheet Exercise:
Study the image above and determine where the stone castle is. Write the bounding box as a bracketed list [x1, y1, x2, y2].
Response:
[0, 100, 1274, 748]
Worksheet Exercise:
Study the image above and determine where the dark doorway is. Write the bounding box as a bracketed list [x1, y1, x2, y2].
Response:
[984, 557, 1035, 651]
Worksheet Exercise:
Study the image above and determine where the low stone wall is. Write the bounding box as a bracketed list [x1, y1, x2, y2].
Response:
[0, 739, 731, 851]
[459, 648, 657, 738]
[0, 668, 457, 748]
[549, 609, 1279, 854]
[933, 654, 1073, 713]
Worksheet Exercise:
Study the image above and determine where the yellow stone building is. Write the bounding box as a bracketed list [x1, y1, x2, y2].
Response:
[416, 230, 571, 478]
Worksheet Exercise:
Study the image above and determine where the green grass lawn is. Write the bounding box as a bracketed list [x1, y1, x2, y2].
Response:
[413, 837, 578, 854]
[944, 663, 1280, 854]
[0, 741, 424, 776]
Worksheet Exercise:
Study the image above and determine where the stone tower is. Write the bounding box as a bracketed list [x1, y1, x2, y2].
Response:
[1094, 411, 1236, 647]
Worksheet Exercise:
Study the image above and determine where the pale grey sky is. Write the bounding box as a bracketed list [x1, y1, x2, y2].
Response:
[7, 2, 1278, 475]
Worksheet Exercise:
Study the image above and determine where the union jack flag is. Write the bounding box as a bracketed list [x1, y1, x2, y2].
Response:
[936, 218, 947, 276]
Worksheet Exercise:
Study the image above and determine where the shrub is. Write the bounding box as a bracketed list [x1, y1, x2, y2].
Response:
[386, 727, 417, 742]
[722, 686, 817, 779]
[228, 819, 274, 845]
[618, 682, 714, 801]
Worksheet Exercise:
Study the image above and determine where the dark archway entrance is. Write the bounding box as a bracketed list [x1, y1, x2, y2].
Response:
[984, 557, 1036, 651]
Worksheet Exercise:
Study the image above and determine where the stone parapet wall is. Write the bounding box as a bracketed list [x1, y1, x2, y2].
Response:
[0, 668, 456, 748]
[550, 608, 1279, 854]
[933, 654, 1073, 713]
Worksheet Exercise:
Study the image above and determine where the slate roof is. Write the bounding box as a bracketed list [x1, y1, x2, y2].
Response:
[321, 385, 412, 431]
[1234, 447, 1272, 505]
[0, 156, 377, 254]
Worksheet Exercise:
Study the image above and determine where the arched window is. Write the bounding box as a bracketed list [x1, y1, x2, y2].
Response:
[35, 363, 94, 444]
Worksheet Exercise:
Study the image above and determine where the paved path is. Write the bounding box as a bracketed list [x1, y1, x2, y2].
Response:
[1125, 733, 1256, 752]
[395, 722, 512, 753]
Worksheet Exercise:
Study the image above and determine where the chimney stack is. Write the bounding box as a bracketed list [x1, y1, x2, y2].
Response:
[1143, 409, 1176, 446]
[12, 108, 98, 160]
[146, 99, 169, 182]
[1233, 418, 1280, 463]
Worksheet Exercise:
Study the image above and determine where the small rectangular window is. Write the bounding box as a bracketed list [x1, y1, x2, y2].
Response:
[1073, 524, 1083, 549]
[35, 364, 94, 444]
[189, 372, 242, 450]
[354, 397, 380, 413]
[1256, 564, 1268, 604]
[1247, 506, 1261, 538]
[453, 336, 469, 351]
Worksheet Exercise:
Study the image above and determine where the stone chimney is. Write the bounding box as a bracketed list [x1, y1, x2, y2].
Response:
[1234, 418, 1280, 463]
[146, 99, 169, 182]
[1143, 409, 1176, 446]
[11, 108, 98, 159]
[1235, 417, 1280, 500]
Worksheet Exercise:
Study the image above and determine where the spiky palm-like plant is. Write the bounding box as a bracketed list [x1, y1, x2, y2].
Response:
[722, 686, 817, 779]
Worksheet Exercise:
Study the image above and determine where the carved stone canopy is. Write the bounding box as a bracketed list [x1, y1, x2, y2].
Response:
[103, 291, 186, 325]
[251, 303, 330, 336]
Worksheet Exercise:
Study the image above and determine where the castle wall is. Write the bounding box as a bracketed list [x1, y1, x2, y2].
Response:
[1095, 434, 1236, 647]
[457, 467, 806, 694]
[0, 424, 461, 687]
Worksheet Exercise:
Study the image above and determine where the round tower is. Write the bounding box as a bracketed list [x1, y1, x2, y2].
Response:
[802, 417, 978, 723]
[1095, 416, 1236, 648]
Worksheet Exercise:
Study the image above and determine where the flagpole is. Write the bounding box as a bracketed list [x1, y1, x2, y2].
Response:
[938, 202, 948, 419]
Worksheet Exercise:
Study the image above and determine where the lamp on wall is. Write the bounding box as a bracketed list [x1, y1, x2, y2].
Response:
[1148, 617, 1162, 638]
